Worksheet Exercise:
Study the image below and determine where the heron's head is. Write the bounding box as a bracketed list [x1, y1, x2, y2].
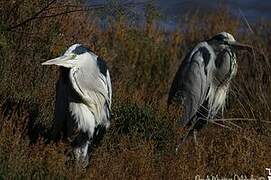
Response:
[209, 32, 252, 50]
[42, 44, 92, 68]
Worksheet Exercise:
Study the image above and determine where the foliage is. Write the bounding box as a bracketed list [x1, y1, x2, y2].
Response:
[0, 0, 270, 179]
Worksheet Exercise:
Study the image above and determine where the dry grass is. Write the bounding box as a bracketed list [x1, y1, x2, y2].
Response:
[0, 1, 270, 179]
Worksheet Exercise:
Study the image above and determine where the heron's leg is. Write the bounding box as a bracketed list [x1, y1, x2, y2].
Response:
[175, 124, 195, 153]
[81, 140, 90, 167]
[193, 130, 198, 146]
[72, 131, 91, 167]
[73, 147, 81, 162]
[82, 141, 90, 159]
[175, 117, 199, 154]
[73, 140, 90, 168]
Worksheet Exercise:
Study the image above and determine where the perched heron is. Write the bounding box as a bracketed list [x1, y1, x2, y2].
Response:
[168, 32, 251, 148]
[42, 44, 112, 167]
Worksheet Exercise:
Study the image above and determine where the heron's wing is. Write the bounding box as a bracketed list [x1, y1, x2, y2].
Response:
[168, 50, 192, 105]
[69, 54, 111, 123]
[168, 44, 212, 125]
[72, 56, 110, 99]
[96, 56, 112, 107]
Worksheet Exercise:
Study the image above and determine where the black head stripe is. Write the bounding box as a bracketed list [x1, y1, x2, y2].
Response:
[212, 34, 226, 41]
[71, 45, 93, 55]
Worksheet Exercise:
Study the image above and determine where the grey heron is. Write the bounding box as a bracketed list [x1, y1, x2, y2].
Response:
[42, 44, 112, 167]
[168, 32, 252, 148]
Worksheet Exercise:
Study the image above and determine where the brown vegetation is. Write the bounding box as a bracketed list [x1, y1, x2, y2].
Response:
[0, 0, 270, 179]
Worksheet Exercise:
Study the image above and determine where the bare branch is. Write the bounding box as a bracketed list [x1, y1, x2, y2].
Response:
[6, 0, 145, 31]
[7, 0, 58, 31]
[239, 8, 254, 34]
[46, 4, 105, 10]
[29, 8, 101, 19]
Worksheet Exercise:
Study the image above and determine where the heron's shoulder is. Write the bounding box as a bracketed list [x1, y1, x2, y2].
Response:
[195, 42, 215, 58]
[193, 42, 213, 53]
[185, 42, 214, 62]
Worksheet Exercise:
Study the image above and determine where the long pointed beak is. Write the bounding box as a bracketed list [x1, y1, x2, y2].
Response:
[41, 55, 74, 68]
[227, 41, 253, 50]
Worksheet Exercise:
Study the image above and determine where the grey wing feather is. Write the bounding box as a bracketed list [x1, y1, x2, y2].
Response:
[96, 58, 112, 126]
[69, 55, 112, 126]
[71, 55, 111, 105]
[96, 57, 112, 107]
[168, 48, 209, 125]
[168, 51, 192, 105]
[106, 69, 112, 108]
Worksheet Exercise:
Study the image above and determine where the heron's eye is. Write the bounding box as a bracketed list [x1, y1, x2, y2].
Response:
[70, 53, 77, 59]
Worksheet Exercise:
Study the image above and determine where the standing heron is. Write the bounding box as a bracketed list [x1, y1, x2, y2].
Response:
[168, 32, 251, 149]
[42, 44, 112, 167]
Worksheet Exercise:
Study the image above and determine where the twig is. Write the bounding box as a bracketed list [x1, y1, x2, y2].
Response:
[6, 0, 146, 31]
[212, 118, 271, 124]
[6, 0, 58, 31]
[238, 8, 254, 34]
[26, 8, 101, 19]
[226, 121, 243, 129]
[205, 119, 233, 130]
[46, 4, 105, 10]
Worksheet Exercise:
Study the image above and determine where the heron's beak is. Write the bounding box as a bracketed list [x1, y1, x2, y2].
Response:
[227, 41, 253, 50]
[41, 55, 75, 68]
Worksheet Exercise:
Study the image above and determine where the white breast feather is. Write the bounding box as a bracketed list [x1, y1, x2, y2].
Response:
[69, 102, 96, 136]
